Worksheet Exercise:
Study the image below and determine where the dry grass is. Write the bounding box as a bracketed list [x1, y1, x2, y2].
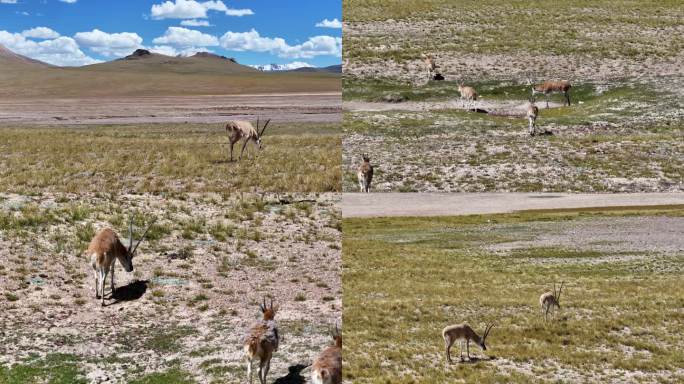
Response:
[343, 207, 684, 383]
[0, 122, 341, 193]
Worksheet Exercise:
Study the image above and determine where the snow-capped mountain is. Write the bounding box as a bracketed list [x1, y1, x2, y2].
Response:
[252, 62, 314, 71]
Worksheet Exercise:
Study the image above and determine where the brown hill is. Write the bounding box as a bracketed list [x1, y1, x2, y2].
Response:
[0, 47, 339, 98]
[0, 44, 52, 68]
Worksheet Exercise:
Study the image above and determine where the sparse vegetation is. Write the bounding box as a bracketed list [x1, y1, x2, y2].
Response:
[0, 122, 341, 193]
[343, 207, 684, 382]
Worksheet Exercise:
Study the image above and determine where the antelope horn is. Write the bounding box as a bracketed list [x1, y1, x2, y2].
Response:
[256, 117, 260, 132]
[259, 119, 271, 137]
[131, 217, 157, 256]
[558, 281, 565, 301]
[128, 217, 134, 251]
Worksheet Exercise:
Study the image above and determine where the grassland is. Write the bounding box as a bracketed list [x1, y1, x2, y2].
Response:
[343, 0, 684, 82]
[341, 0, 683, 193]
[0, 65, 340, 98]
[343, 77, 683, 192]
[0, 192, 341, 383]
[343, 206, 684, 383]
[0, 122, 341, 193]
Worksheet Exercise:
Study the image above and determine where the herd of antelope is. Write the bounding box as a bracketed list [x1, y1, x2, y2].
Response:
[442, 281, 566, 364]
[85, 222, 341, 383]
[421, 53, 573, 136]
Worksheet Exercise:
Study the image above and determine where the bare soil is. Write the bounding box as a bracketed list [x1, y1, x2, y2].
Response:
[0, 192, 341, 383]
[0, 93, 341, 125]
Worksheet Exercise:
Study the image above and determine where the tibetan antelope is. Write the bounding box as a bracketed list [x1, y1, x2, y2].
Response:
[357, 154, 373, 193]
[311, 322, 342, 384]
[243, 297, 279, 384]
[457, 84, 478, 108]
[443, 322, 494, 363]
[529, 79, 572, 108]
[527, 101, 539, 135]
[86, 217, 156, 306]
[225, 118, 271, 162]
[540, 282, 564, 322]
[421, 53, 438, 82]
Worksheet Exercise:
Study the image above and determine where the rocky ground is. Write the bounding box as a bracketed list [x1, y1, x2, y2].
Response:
[0, 192, 341, 383]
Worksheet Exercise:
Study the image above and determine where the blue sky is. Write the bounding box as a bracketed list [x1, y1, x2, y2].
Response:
[0, 0, 341, 68]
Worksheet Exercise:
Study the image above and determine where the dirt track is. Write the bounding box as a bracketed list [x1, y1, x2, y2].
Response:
[0, 93, 341, 125]
[342, 192, 684, 218]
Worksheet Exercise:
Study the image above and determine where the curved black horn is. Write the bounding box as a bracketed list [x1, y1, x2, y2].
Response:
[259, 119, 271, 137]
[131, 218, 157, 255]
[128, 217, 134, 251]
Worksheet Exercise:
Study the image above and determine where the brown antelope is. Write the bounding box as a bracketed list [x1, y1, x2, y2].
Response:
[225, 118, 271, 162]
[527, 101, 539, 135]
[243, 297, 279, 384]
[457, 84, 478, 108]
[540, 282, 564, 321]
[421, 53, 437, 82]
[529, 79, 572, 108]
[311, 322, 342, 384]
[357, 154, 373, 193]
[442, 322, 494, 363]
[86, 218, 156, 306]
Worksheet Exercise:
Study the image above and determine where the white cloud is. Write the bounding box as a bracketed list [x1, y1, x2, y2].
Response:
[21, 27, 60, 39]
[150, 0, 253, 20]
[180, 19, 211, 27]
[315, 18, 342, 28]
[219, 29, 341, 59]
[74, 29, 143, 57]
[59, 0, 77, 3]
[0, 0, 18, 4]
[152, 26, 218, 47]
[0, 30, 100, 66]
[149, 45, 212, 57]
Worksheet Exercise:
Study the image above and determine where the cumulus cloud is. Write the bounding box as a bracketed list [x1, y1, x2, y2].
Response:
[74, 29, 143, 57]
[180, 19, 211, 27]
[59, 0, 77, 3]
[0, 30, 100, 66]
[21, 27, 60, 39]
[219, 29, 341, 59]
[151, 0, 253, 20]
[152, 26, 218, 47]
[0, 0, 18, 4]
[315, 18, 342, 28]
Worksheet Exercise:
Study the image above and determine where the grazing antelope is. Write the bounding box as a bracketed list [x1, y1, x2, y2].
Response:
[540, 282, 564, 322]
[225, 118, 271, 162]
[421, 53, 438, 82]
[457, 84, 478, 108]
[87, 218, 156, 306]
[243, 298, 279, 384]
[357, 154, 373, 193]
[311, 322, 342, 384]
[442, 322, 494, 363]
[529, 79, 572, 108]
[527, 101, 540, 135]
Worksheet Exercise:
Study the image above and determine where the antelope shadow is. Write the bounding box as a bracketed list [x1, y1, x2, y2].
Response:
[111, 280, 148, 304]
[273, 364, 308, 384]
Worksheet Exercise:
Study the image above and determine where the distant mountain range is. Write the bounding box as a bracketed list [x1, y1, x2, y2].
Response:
[252, 63, 342, 73]
[0, 44, 341, 98]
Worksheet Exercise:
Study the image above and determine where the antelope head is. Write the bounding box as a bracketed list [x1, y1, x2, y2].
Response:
[479, 323, 495, 350]
[259, 297, 278, 320]
[361, 153, 370, 163]
[122, 217, 157, 272]
[254, 117, 271, 150]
